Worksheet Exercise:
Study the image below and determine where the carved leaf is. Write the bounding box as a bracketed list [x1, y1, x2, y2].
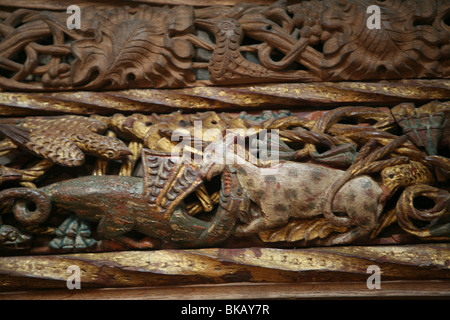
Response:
[321, 0, 442, 80]
[71, 5, 195, 89]
[258, 218, 347, 243]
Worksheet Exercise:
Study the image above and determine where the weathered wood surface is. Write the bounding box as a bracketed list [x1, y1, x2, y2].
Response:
[0, 0, 279, 10]
[1, 244, 449, 292]
[1, 1, 448, 91]
[1, 280, 450, 300]
[1, 80, 449, 116]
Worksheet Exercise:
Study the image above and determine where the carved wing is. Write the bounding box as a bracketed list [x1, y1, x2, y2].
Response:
[0, 116, 130, 166]
[141, 149, 203, 219]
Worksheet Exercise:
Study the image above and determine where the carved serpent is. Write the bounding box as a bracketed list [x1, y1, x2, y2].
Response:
[0, 169, 244, 248]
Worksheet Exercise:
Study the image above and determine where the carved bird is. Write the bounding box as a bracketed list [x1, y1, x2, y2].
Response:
[195, 18, 313, 84]
[0, 116, 131, 167]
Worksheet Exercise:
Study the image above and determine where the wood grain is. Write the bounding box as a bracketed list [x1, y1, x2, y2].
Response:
[1, 80, 449, 116]
[0, 0, 280, 10]
[1, 280, 449, 300]
[1, 244, 449, 292]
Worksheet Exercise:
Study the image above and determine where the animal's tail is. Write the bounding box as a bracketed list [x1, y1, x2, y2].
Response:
[321, 135, 409, 228]
[321, 170, 355, 228]
[0, 188, 51, 226]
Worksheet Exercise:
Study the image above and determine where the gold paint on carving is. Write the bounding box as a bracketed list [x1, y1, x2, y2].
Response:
[258, 218, 348, 243]
[0, 97, 448, 250]
[381, 161, 434, 192]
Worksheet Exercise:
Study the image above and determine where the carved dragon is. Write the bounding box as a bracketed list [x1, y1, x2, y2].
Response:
[0, 150, 246, 249]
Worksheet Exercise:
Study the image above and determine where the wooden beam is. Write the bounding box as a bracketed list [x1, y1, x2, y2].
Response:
[1, 280, 450, 300]
[1, 244, 449, 292]
[1, 80, 449, 116]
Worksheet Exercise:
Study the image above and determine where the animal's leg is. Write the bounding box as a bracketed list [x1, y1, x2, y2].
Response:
[325, 184, 380, 245]
[234, 207, 266, 236]
[96, 215, 135, 239]
[325, 214, 377, 245]
[256, 201, 290, 231]
[324, 227, 365, 246]
[109, 236, 158, 249]
[235, 201, 288, 236]
[96, 215, 157, 249]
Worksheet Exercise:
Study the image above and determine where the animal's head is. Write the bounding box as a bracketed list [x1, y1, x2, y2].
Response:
[219, 167, 250, 222]
[199, 134, 241, 180]
[84, 136, 132, 160]
[195, 18, 242, 39]
[381, 166, 407, 191]
[199, 138, 228, 181]
[109, 113, 154, 141]
[189, 112, 226, 140]
[0, 225, 32, 250]
[381, 161, 434, 197]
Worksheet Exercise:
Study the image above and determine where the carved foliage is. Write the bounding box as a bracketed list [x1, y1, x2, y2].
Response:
[71, 5, 196, 89]
[258, 218, 347, 243]
[321, 0, 446, 80]
[0, 5, 196, 90]
[0, 1, 448, 90]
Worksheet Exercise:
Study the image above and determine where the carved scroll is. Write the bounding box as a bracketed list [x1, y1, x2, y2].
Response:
[0, 0, 449, 91]
[0, 102, 448, 253]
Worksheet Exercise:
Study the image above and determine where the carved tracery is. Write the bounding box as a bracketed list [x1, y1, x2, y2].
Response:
[0, 0, 449, 91]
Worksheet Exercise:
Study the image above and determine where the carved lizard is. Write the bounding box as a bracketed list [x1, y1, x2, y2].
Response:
[0, 151, 246, 248]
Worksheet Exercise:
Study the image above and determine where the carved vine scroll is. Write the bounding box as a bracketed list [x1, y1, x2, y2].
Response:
[0, 0, 449, 91]
[0, 102, 448, 253]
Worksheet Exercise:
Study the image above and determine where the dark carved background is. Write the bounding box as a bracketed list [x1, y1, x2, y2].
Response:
[0, 0, 449, 91]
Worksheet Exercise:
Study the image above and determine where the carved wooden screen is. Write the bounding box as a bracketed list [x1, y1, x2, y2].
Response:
[0, 0, 449, 299]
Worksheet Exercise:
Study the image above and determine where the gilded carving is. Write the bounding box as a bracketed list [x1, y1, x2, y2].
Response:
[0, 104, 448, 252]
[1, 0, 450, 299]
